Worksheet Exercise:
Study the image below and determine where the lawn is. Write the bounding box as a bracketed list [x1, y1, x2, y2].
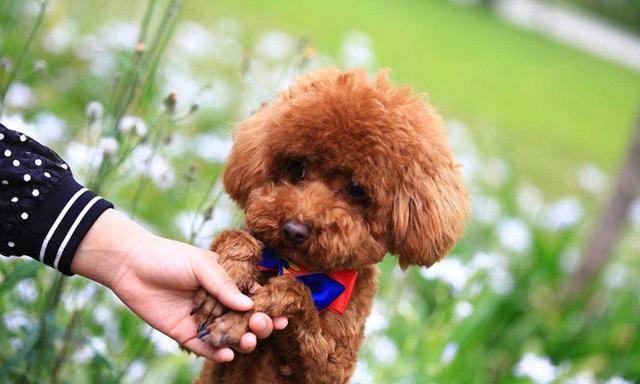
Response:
[184, 0, 640, 195]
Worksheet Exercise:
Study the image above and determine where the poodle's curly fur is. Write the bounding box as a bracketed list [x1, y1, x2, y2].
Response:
[192, 68, 468, 384]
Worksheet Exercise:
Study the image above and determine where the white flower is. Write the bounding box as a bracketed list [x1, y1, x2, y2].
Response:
[365, 300, 389, 335]
[489, 267, 514, 295]
[396, 296, 417, 318]
[497, 218, 531, 253]
[629, 199, 640, 228]
[130, 144, 154, 168]
[73, 344, 95, 363]
[101, 21, 139, 50]
[149, 328, 176, 354]
[447, 119, 479, 182]
[194, 132, 234, 162]
[351, 360, 373, 384]
[472, 194, 501, 224]
[6, 82, 35, 109]
[545, 197, 583, 231]
[3, 310, 34, 332]
[565, 370, 597, 384]
[62, 283, 98, 311]
[130, 146, 177, 188]
[0, 114, 34, 136]
[517, 183, 545, 219]
[481, 158, 509, 187]
[65, 141, 102, 177]
[44, 21, 77, 54]
[514, 352, 557, 384]
[603, 263, 628, 290]
[16, 279, 37, 303]
[126, 360, 146, 382]
[560, 246, 581, 275]
[148, 156, 175, 189]
[454, 301, 473, 321]
[577, 164, 607, 194]
[94, 305, 113, 324]
[255, 32, 295, 60]
[441, 342, 459, 364]
[605, 376, 633, 384]
[341, 31, 375, 68]
[118, 115, 147, 136]
[99, 137, 119, 155]
[371, 336, 398, 364]
[85, 101, 104, 122]
[420, 257, 470, 293]
[199, 80, 233, 111]
[33, 113, 66, 144]
[89, 336, 107, 354]
[470, 251, 513, 295]
[10, 338, 23, 350]
[165, 133, 189, 157]
[175, 203, 236, 247]
[175, 22, 215, 58]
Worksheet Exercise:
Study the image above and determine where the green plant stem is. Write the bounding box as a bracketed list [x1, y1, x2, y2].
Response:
[49, 310, 80, 384]
[129, 113, 172, 215]
[189, 177, 223, 244]
[0, 0, 51, 116]
[28, 274, 66, 382]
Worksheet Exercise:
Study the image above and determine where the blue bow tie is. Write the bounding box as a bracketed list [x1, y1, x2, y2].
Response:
[257, 247, 356, 313]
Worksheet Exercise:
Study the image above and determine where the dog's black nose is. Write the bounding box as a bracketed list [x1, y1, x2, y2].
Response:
[282, 219, 311, 245]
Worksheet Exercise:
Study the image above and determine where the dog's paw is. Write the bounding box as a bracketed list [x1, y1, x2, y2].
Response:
[201, 311, 250, 350]
[192, 288, 226, 334]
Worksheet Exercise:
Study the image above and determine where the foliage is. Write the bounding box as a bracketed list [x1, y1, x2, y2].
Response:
[1, 1, 639, 383]
[198, 0, 640, 196]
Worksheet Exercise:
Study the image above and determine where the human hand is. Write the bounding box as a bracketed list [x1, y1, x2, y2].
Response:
[71, 209, 287, 362]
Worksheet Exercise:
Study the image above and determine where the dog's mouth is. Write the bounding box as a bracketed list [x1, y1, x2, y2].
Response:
[250, 225, 312, 267]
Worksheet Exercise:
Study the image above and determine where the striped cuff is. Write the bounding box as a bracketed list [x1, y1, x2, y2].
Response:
[20, 175, 113, 275]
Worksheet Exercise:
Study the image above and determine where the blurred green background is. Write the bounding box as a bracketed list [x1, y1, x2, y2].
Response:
[1, 0, 639, 383]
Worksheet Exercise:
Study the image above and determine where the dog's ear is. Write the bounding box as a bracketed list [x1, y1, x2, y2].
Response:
[390, 161, 468, 269]
[223, 112, 270, 208]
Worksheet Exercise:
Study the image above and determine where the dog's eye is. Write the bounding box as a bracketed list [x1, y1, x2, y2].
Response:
[346, 181, 366, 199]
[287, 159, 306, 182]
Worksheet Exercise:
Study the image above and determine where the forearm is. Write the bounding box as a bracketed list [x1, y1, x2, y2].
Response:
[70, 208, 149, 289]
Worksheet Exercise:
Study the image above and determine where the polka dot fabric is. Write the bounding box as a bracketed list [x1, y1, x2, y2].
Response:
[0, 123, 113, 275]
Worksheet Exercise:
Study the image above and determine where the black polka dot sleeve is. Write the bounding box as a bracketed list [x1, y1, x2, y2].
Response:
[0, 122, 113, 276]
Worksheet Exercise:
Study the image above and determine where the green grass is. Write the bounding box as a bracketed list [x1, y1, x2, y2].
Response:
[183, 0, 640, 195]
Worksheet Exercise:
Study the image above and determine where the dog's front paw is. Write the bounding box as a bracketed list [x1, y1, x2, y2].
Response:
[192, 288, 226, 338]
[202, 311, 251, 350]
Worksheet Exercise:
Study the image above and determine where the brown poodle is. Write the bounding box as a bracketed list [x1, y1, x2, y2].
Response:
[191, 68, 468, 384]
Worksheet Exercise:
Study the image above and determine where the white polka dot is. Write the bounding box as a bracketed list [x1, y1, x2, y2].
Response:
[0, 133, 4, 140]
[32, 189, 39, 197]
[12, 159, 20, 167]
[23, 174, 31, 182]
[8, 242, 15, 248]
[4, 149, 11, 157]
[21, 212, 29, 220]
[11, 197, 18, 203]
[1, 180, 8, 185]
[60, 163, 68, 170]
[19, 135, 26, 142]
[44, 172, 51, 178]
[35, 159, 43, 166]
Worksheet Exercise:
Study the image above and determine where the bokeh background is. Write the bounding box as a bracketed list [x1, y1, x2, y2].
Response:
[1, 0, 640, 383]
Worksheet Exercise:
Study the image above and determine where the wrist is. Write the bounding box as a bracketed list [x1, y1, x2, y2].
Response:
[71, 209, 151, 289]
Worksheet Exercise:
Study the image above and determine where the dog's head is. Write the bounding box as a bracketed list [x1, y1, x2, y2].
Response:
[223, 68, 468, 271]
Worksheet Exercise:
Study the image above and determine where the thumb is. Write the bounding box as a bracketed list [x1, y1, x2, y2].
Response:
[192, 250, 254, 311]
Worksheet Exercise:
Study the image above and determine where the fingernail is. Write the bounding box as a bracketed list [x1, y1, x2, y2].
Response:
[237, 294, 253, 307]
[256, 318, 267, 331]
